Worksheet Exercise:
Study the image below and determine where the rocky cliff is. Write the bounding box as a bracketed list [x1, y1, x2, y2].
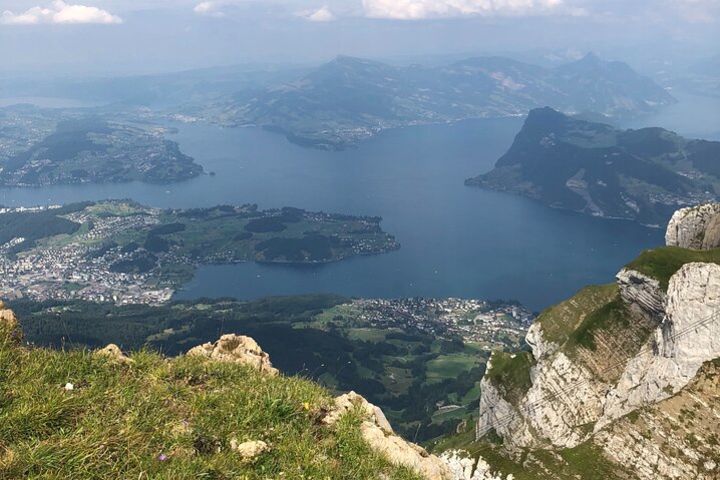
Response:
[473, 203, 720, 479]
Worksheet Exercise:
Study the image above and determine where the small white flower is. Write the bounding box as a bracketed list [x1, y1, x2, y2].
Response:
[64, 382, 74, 391]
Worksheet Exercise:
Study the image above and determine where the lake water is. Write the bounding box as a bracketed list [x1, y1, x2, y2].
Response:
[2, 92, 717, 311]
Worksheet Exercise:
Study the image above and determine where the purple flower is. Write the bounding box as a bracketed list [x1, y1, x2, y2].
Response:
[158, 453, 168, 462]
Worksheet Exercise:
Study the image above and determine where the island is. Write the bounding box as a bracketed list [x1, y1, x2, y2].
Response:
[466, 107, 720, 226]
[0, 201, 399, 304]
[0, 105, 202, 186]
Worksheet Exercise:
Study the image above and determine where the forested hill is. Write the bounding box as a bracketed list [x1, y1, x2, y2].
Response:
[467, 107, 720, 225]
[206, 53, 675, 149]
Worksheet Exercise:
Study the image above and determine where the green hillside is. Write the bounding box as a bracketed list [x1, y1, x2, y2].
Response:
[0, 311, 421, 479]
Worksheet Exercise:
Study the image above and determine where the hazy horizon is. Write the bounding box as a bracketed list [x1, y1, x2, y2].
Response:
[0, 0, 718, 77]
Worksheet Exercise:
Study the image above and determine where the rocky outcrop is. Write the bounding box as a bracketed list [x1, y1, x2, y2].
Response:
[524, 323, 557, 360]
[666, 203, 720, 250]
[95, 344, 133, 364]
[475, 205, 720, 478]
[478, 260, 720, 451]
[323, 391, 453, 480]
[440, 451, 515, 480]
[323, 391, 394, 433]
[594, 360, 720, 480]
[0, 301, 19, 338]
[478, 350, 607, 449]
[599, 262, 720, 427]
[475, 372, 535, 447]
[186, 334, 279, 376]
[616, 268, 666, 322]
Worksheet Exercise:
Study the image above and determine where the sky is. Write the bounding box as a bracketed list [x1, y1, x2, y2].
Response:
[0, 0, 718, 75]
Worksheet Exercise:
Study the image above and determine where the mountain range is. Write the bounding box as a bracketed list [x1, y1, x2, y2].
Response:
[208, 53, 676, 149]
[467, 107, 720, 225]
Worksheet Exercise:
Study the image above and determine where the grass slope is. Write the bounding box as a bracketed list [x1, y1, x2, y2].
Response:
[626, 246, 720, 290]
[0, 321, 420, 480]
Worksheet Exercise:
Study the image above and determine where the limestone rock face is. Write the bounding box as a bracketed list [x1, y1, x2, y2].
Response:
[616, 268, 666, 322]
[478, 261, 720, 452]
[475, 360, 535, 448]
[594, 360, 720, 480]
[665, 203, 720, 249]
[186, 334, 279, 375]
[324, 391, 452, 480]
[600, 262, 720, 427]
[524, 323, 556, 360]
[478, 350, 605, 449]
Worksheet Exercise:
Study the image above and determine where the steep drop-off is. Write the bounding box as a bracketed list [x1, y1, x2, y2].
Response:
[472, 203, 720, 479]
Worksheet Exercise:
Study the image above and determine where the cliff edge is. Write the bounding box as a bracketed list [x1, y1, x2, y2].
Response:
[473, 203, 720, 480]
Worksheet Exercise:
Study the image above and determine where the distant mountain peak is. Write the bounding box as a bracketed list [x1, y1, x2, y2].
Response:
[580, 51, 601, 63]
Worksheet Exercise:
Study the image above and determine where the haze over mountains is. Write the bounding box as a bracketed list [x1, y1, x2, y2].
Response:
[205, 53, 675, 149]
[468, 107, 720, 225]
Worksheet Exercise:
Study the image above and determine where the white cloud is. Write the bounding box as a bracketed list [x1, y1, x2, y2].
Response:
[301, 6, 336, 21]
[362, 0, 567, 19]
[1, 1, 122, 25]
[672, 0, 720, 22]
[193, 1, 226, 17]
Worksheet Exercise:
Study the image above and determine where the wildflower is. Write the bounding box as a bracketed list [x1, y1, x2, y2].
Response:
[158, 453, 168, 461]
[64, 383, 74, 391]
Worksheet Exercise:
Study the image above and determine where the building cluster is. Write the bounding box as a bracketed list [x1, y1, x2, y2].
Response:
[0, 206, 172, 305]
[352, 297, 534, 346]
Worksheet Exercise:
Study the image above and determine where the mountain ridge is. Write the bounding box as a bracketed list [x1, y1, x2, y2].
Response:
[467, 107, 720, 225]
[207, 53, 675, 149]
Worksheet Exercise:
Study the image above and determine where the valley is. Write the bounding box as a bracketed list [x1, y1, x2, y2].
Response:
[0, 26, 718, 477]
[13, 294, 531, 442]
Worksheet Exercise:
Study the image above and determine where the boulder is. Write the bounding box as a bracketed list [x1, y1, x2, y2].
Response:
[323, 391, 393, 434]
[0, 301, 20, 341]
[95, 344, 133, 364]
[186, 334, 279, 375]
[323, 391, 452, 480]
[229, 439, 269, 461]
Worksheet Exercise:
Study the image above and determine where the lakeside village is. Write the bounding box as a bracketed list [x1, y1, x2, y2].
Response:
[0, 207, 536, 341]
[351, 297, 534, 347]
[0, 205, 173, 305]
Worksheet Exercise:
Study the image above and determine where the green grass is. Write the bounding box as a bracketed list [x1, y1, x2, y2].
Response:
[556, 442, 629, 479]
[565, 296, 630, 352]
[426, 353, 482, 384]
[626, 246, 720, 290]
[0, 323, 421, 480]
[535, 284, 618, 345]
[484, 351, 535, 407]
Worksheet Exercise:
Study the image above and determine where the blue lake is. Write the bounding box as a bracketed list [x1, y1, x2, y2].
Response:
[3, 92, 717, 310]
[0, 116, 661, 311]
